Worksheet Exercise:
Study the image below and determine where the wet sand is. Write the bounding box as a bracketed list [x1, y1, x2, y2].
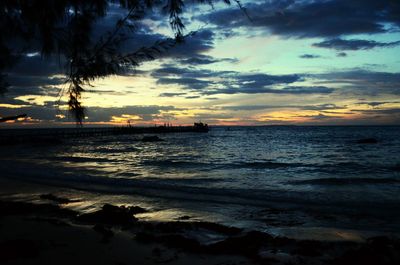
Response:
[1, 193, 399, 265]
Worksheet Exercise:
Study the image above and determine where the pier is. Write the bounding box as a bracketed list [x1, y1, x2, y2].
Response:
[0, 123, 209, 145]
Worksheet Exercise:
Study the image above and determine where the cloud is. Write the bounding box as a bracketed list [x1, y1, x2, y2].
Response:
[300, 104, 345, 110]
[313, 70, 400, 95]
[299, 54, 321, 59]
[0, 105, 61, 122]
[202, 86, 333, 95]
[185, 95, 200, 99]
[152, 65, 335, 95]
[159, 92, 187, 97]
[355, 101, 400, 107]
[351, 108, 400, 115]
[163, 29, 216, 58]
[297, 113, 334, 120]
[151, 64, 235, 79]
[2, 55, 66, 98]
[156, 77, 213, 90]
[85, 105, 185, 122]
[313, 38, 400, 51]
[235, 73, 301, 87]
[220, 105, 283, 111]
[0, 103, 187, 124]
[178, 54, 238, 65]
[1, 12, 218, 99]
[200, 0, 400, 38]
[219, 104, 343, 111]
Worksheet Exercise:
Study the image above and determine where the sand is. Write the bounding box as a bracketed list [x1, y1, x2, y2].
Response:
[1, 175, 399, 265]
[1, 193, 399, 265]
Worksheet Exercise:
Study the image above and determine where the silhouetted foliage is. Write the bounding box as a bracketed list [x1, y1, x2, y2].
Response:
[0, 0, 241, 123]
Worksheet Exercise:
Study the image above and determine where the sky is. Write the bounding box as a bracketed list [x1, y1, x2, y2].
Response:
[1, 0, 400, 127]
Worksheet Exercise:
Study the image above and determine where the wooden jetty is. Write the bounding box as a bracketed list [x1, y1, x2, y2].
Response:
[0, 123, 209, 145]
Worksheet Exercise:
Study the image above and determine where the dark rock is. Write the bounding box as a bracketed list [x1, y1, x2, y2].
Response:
[31, 217, 70, 226]
[291, 240, 323, 257]
[191, 221, 242, 235]
[76, 204, 139, 226]
[148, 221, 241, 235]
[135, 232, 156, 243]
[40, 193, 80, 204]
[0, 240, 39, 262]
[0, 200, 77, 218]
[93, 224, 114, 243]
[126, 205, 148, 215]
[332, 236, 400, 265]
[135, 232, 203, 252]
[176, 215, 191, 220]
[208, 231, 276, 257]
[160, 234, 202, 252]
[356, 138, 378, 144]
[141, 136, 163, 142]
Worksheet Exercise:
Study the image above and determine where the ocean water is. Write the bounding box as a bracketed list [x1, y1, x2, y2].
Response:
[1, 126, 400, 238]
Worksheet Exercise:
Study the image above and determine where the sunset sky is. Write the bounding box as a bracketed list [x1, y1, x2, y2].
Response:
[1, 0, 400, 126]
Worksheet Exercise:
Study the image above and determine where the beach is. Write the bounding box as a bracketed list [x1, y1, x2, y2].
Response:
[2, 0, 400, 263]
[1, 189, 399, 265]
[1, 171, 400, 264]
[1, 126, 400, 264]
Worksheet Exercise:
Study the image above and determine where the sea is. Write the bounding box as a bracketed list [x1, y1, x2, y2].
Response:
[1, 126, 400, 240]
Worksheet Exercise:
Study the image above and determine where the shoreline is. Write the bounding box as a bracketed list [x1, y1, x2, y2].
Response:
[1, 193, 399, 265]
[1, 175, 399, 242]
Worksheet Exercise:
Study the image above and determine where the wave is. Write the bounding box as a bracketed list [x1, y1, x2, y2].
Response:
[232, 161, 305, 169]
[49, 156, 112, 163]
[89, 146, 140, 153]
[289, 177, 400, 185]
[141, 160, 306, 170]
[3, 163, 400, 212]
[141, 160, 214, 169]
[131, 159, 400, 172]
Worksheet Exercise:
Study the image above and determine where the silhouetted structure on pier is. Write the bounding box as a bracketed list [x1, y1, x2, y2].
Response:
[0, 123, 209, 145]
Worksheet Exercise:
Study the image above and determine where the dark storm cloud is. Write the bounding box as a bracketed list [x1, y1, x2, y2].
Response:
[300, 104, 345, 110]
[313, 70, 400, 95]
[0, 105, 60, 121]
[191, 113, 235, 120]
[202, 85, 333, 95]
[351, 108, 400, 115]
[156, 77, 213, 90]
[313, 38, 400, 51]
[0, 104, 186, 124]
[85, 105, 185, 122]
[296, 113, 333, 120]
[220, 105, 284, 111]
[199, 0, 400, 38]
[222, 103, 345, 112]
[2, 9, 219, 100]
[7, 55, 62, 77]
[355, 101, 400, 107]
[93, 5, 216, 59]
[2, 55, 66, 98]
[151, 65, 232, 79]
[165, 29, 216, 57]
[0, 97, 31, 107]
[7, 74, 65, 89]
[178, 55, 238, 65]
[237, 73, 301, 87]
[299, 54, 321, 59]
[152, 65, 335, 95]
[159, 92, 187, 97]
